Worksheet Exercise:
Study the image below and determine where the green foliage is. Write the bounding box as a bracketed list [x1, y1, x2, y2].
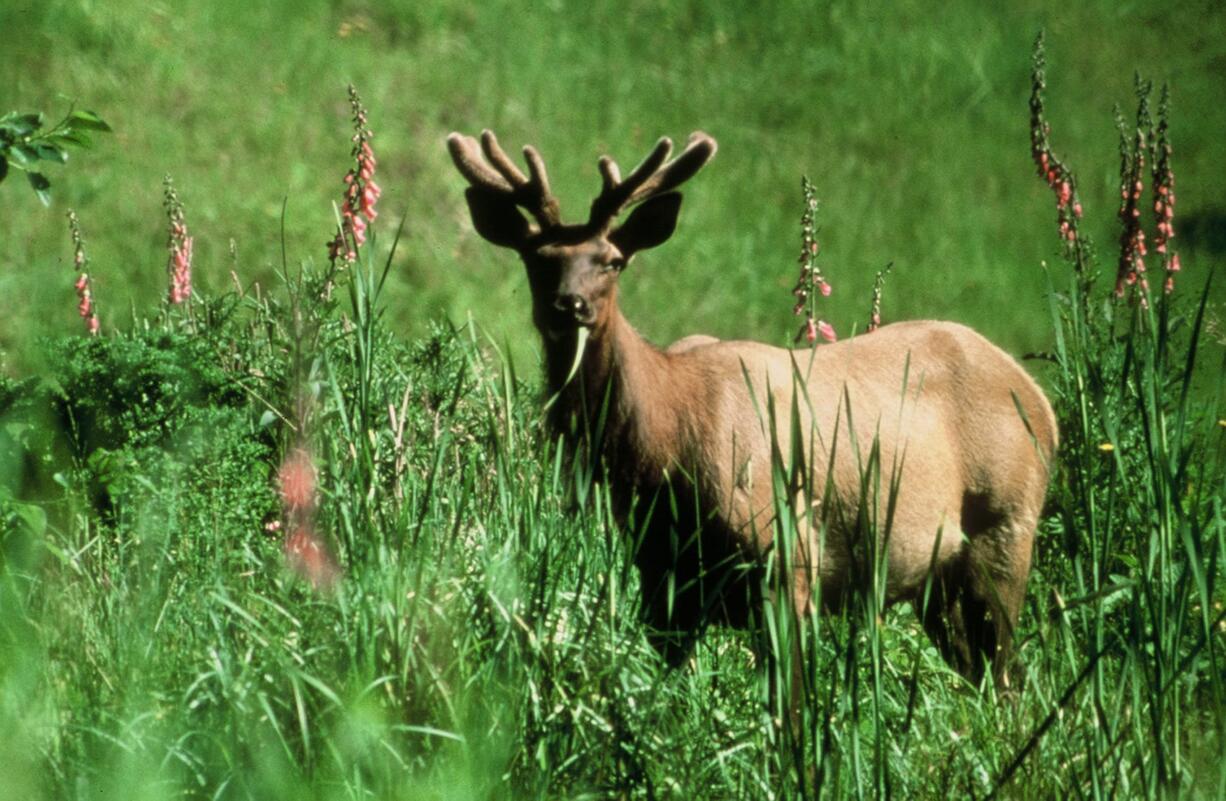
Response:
[0, 107, 111, 206]
[0, 239, 1219, 797]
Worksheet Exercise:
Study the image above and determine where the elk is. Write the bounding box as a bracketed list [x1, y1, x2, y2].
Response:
[447, 129, 1057, 688]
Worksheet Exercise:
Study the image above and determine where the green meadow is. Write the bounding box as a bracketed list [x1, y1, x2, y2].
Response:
[4, 0, 1225, 361]
[1, 1, 1224, 798]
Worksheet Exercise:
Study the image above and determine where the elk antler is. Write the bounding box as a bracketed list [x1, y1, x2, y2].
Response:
[588, 132, 717, 231]
[447, 130, 562, 229]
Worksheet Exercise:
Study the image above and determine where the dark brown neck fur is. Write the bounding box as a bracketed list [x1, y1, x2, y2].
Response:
[542, 306, 688, 488]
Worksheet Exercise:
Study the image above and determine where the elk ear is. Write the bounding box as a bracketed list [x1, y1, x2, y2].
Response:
[610, 192, 683, 259]
[464, 188, 532, 249]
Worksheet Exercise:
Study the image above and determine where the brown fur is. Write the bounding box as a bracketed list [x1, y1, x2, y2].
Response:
[448, 130, 1057, 686]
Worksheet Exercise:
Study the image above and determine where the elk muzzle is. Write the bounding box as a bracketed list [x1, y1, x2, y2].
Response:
[553, 293, 595, 326]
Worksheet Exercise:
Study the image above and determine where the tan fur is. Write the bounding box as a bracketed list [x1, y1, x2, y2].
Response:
[448, 129, 1057, 686]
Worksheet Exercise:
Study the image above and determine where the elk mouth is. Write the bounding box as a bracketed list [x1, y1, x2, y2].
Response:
[542, 299, 596, 338]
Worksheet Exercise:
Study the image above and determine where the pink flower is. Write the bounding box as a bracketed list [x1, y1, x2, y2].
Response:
[67, 210, 100, 336]
[278, 448, 316, 512]
[350, 213, 367, 245]
[328, 85, 379, 266]
[163, 179, 193, 305]
[805, 317, 817, 343]
[819, 280, 832, 297]
[817, 320, 837, 342]
[284, 525, 340, 591]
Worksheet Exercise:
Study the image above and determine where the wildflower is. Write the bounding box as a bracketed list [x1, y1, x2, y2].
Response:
[790, 177, 834, 346]
[328, 85, 381, 266]
[867, 263, 892, 333]
[66, 210, 100, 336]
[284, 524, 340, 591]
[1030, 35, 1085, 264]
[1151, 85, 1180, 295]
[817, 319, 837, 342]
[274, 445, 340, 591]
[278, 447, 316, 512]
[1098, 442, 1115, 452]
[163, 176, 193, 305]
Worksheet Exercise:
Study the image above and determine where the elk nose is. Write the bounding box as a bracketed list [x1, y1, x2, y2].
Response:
[553, 293, 591, 321]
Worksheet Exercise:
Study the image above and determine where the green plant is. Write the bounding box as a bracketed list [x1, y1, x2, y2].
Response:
[0, 106, 111, 205]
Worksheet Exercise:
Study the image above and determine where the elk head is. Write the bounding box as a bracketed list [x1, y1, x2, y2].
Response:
[447, 130, 717, 340]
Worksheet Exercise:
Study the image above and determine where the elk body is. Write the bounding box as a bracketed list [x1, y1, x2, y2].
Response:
[447, 129, 1057, 686]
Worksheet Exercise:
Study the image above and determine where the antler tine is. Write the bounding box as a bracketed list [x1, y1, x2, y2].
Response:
[448, 130, 562, 229]
[624, 132, 717, 206]
[522, 145, 561, 226]
[588, 138, 671, 226]
[447, 132, 514, 192]
[480, 130, 529, 187]
[589, 133, 717, 229]
[619, 137, 674, 192]
[598, 157, 621, 189]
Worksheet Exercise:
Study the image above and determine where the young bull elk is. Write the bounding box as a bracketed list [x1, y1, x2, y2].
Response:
[447, 129, 1057, 687]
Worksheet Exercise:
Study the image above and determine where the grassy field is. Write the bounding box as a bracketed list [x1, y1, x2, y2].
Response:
[2, 1, 1225, 799]
[4, 0, 1226, 365]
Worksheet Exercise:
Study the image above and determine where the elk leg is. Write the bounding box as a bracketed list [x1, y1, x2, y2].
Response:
[918, 560, 977, 680]
[964, 521, 1034, 690]
[954, 493, 1038, 689]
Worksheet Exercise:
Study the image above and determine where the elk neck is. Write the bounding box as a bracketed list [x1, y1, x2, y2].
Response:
[542, 304, 691, 477]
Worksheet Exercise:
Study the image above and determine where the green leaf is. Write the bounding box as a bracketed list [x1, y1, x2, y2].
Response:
[27, 171, 51, 206]
[7, 144, 37, 168]
[0, 112, 43, 138]
[54, 131, 93, 149]
[34, 142, 68, 163]
[68, 109, 112, 133]
[12, 501, 47, 538]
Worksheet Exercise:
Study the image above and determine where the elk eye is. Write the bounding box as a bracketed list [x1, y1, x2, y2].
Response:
[606, 257, 626, 272]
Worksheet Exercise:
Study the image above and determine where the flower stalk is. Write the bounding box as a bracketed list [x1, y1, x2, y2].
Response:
[867, 262, 892, 333]
[790, 176, 836, 344]
[163, 175, 193, 306]
[66, 210, 100, 336]
[327, 85, 381, 266]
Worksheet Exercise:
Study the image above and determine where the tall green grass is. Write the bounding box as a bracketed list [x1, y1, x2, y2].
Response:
[1, 213, 1221, 798]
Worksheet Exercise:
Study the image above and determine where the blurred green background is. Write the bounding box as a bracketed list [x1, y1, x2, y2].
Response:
[3, 0, 1225, 372]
